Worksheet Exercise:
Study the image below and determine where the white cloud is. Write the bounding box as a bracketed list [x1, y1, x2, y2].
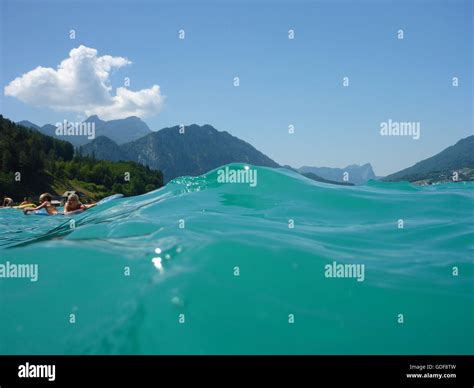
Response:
[4, 45, 164, 120]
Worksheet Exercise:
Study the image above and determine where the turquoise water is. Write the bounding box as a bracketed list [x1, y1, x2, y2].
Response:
[0, 164, 473, 355]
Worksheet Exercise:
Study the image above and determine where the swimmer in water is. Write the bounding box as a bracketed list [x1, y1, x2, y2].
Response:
[19, 197, 30, 206]
[64, 193, 96, 215]
[24, 193, 58, 215]
[2, 197, 14, 207]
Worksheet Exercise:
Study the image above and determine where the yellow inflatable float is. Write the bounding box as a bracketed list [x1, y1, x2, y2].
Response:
[14, 203, 37, 209]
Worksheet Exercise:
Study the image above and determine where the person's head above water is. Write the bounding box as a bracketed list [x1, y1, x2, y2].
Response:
[67, 194, 82, 210]
[3, 197, 13, 206]
[39, 193, 53, 203]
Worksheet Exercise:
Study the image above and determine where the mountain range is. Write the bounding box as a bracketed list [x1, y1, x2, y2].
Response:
[18, 115, 151, 146]
[81, 124, 280, 182]
[17, 116, 473, 185]
[17, 116, 376, 184]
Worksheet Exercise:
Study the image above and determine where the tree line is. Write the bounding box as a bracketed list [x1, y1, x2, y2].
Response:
[0, 116, 163, 201]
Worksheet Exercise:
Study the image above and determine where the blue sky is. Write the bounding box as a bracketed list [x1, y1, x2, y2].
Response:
[1, 0, 472, 175]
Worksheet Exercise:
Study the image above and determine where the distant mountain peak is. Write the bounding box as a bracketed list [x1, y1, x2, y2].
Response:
[17, 120, 41, 130]
[19, 115, 153, 146]
[180, 123, 217, 130]
[84, 115, 105, 124]
[108, 116, 145, 123]
[298, 163, 376, 185]
[347, 162, 372, 168]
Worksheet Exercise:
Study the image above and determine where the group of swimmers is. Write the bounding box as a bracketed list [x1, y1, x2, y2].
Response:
[2, 197, 34, 208]
[1, 193, 96, 215]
